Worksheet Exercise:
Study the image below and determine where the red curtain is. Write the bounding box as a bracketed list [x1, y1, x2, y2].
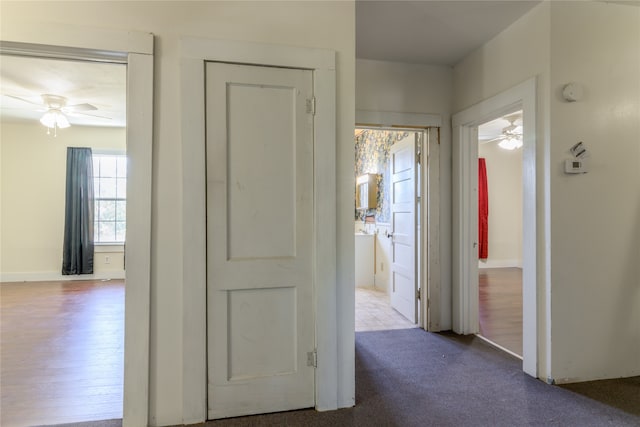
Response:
[478, 158, 489, 259]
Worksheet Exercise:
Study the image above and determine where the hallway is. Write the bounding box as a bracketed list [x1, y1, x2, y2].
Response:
[210, 329, 640, 426]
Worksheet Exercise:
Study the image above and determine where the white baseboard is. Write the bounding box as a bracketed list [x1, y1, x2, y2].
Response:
[478, 259, 522, 269]
[373, 276, 388, 294]
[0, 270, 125, 283]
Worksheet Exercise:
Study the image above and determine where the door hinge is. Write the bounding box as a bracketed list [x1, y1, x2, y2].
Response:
[306, 97, 316, 115]
[416, 287, 421, 300]
[307, 350, 317, 368]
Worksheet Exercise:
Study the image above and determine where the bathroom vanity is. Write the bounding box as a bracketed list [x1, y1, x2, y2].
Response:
[355, 232, 374, 287]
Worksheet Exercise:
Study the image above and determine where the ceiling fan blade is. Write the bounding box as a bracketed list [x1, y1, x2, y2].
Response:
[3, 94, 43, 106]
[504, 131, 523, 139]
[65, 103, 98, 112]
[486, 136, 506, 143]
[0, 104, 47, 112]
[68, 111, 113, 120]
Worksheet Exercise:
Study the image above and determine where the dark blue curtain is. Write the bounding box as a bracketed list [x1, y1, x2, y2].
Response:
[62, 147, 94, 275]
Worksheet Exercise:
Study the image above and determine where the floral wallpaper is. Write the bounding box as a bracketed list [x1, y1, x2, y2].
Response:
[355, 129, 409, 223]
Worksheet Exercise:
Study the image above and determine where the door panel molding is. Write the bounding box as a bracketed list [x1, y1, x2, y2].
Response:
[206, 62, 314, 419]
[390, 135, 418, 323]
[181, 38, 337, 424]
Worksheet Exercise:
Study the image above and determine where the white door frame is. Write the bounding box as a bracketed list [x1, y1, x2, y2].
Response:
[181, 38, 336, 424]
[452, 78, 537, 376]
[0, 28, 154, 427]
[355, 110, 441, 331]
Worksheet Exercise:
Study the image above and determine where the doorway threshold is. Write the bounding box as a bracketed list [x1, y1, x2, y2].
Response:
[476, 334, 523, 360]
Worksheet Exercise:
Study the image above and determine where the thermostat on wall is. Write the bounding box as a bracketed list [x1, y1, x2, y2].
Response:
[565, 159, 588, 174]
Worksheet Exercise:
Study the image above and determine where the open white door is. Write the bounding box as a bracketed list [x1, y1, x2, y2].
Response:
[205, 62, 315, 419]
[390, 133, 418, 323]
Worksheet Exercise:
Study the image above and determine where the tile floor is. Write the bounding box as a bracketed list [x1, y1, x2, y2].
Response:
[355, 287, 416, 332]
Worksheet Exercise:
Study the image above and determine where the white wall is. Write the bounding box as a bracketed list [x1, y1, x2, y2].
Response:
[548, 1, 640, 383]
[1, 2, 355, 425]
[454, 1, 640, 382]
[356, 58, 452, 329]
[0, 122, 126, 281]
[478, 141, 523, 268]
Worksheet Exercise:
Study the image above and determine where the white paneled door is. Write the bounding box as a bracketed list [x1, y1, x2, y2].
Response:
[205, 62, 315, 419]
[390, 134, 418, 323]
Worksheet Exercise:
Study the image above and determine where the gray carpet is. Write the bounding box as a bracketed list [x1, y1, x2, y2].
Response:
[206, 329, 640, 426]
[42, 329, 640, 427]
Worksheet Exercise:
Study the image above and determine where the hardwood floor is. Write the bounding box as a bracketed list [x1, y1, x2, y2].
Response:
[0, 280, 124, 427]
[478, 267, 523, 357]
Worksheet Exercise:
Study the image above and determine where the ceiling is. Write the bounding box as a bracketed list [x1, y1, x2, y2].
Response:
[0, 55, 126, 128]
[1, 2, 542, 128]
[357, 0, 541, 66]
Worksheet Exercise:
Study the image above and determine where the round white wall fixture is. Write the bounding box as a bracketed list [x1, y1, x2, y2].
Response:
[562, 83, 583, 102]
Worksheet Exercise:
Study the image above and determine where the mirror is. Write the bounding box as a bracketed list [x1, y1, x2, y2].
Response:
[356, 173, 378, 210]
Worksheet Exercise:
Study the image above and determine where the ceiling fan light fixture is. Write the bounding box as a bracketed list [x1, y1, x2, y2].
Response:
[40, 111, 56, 128]
[55, 112, 70, 129]
[40, 110, 70, 128]
[498, 137, 522, 150]
[40, 109, 70, 136]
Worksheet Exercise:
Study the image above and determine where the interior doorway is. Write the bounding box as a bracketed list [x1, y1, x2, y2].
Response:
[0, 53, 128, 426]
[354, 127, 423, 332]
[451, 77, 538, 377]
[476, 111, 524, 358]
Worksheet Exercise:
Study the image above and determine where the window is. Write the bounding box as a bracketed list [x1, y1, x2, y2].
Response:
[93, 153, 126, 244]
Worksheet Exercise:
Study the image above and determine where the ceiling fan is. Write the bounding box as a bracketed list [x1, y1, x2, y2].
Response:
[4, 93, 111, 136]
[486, 114, 523, 150]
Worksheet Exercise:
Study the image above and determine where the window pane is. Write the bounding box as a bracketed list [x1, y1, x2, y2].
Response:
[99, 200, 116, 221]
[116, 178, 127, 198]
[99, 221, 116, 242]
[117, 157, 127, 178]
[100, 157, 117, 177]
[116, 201, 126, 221]
[99, 178, 117, 198]
[92, 154, 126, 243]
[115, 221, 126, 242]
